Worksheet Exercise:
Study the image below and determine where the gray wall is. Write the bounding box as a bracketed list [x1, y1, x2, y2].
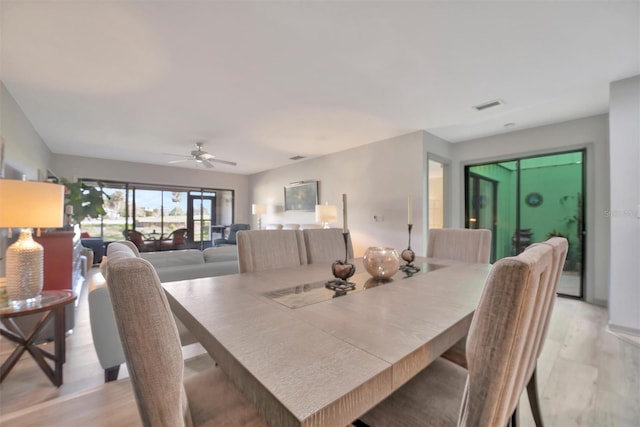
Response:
[450, 114, 610, 306]
[608, 75, 640, 334]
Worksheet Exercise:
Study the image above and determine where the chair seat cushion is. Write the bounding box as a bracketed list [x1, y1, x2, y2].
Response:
[360, 358, 467, 427]
[184, 367, 267, 426]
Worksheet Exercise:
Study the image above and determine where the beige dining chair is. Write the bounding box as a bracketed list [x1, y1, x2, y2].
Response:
[236, 229, 307, 273]
[104, 242, 267, 426]
[426, 228, 492, 263]
[303, 228, 354, 264]
[265, 223, 283, 230]
[431, 228, 492, 367]
[282, 223, 300, 230]
[521, 237, 568, 427]
[359, 243, 554, 427]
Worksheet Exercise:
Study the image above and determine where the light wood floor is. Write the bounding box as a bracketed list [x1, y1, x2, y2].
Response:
[1, 267, 638, 426]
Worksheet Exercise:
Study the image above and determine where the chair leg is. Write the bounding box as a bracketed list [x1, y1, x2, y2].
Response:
[527, 367, 545, 427]
[104, 365, 120, 382]
[509, 405, 519, 427]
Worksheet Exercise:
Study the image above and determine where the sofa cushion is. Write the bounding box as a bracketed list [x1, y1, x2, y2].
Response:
[203, 246, 237, 263]
[141, 250, 205, 268]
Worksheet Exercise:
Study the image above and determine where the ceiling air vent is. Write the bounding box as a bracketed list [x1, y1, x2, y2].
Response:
[473, 99, 504, 111]
[289, 155, 306, 160]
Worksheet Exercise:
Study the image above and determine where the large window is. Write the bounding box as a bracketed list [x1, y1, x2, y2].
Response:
[80, 180, 234, 247]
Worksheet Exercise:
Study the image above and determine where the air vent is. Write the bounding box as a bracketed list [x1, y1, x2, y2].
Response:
[289, 155, 306, 160]
[473, 99, 504, 111]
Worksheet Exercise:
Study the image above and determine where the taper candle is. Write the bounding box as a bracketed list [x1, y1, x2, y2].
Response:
[342, 193, 348, 233]
[407, 197, 413, 224]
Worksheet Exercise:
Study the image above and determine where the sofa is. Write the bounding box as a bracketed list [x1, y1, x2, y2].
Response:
[88, 244, 239, 382]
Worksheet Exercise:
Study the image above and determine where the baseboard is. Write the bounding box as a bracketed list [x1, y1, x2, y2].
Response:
[608, 322, 640, 337]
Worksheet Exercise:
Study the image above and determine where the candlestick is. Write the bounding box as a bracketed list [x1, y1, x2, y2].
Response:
[407, 196, 413, 225]
[342, 193, 348, 233]
[399, 223, 420, 275]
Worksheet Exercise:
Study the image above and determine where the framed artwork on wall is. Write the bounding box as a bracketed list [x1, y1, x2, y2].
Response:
[284, 181, 318, 211]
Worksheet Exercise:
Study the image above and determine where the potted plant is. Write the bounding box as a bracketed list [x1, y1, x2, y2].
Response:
[60, 178, 109, 226]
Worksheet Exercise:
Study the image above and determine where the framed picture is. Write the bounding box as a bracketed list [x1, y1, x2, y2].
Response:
[284, 181, 318, 211]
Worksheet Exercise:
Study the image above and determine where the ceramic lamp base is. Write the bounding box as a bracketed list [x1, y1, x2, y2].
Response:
[6, 229, 44, 308]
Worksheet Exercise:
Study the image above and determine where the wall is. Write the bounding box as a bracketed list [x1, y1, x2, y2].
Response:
[608, 75, 640, 334]
[249, 131, 452, 257]
[451, 115, 610, 305]
[0, 82, 51, 180]
[0, 82, 54, 276]
[50, 154, 251, 225]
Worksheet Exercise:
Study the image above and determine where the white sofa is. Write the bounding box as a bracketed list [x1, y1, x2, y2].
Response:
[88, 245, 238, 382]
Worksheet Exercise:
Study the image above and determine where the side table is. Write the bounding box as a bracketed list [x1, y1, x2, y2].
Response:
[0, 290, 76, 387]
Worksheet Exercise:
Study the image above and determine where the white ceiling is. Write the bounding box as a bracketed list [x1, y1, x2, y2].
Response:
[2, 1, 638, 175]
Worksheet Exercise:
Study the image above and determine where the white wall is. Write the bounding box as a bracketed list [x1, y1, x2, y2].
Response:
[608, 75, 640, 334]
[451, 115, 610, 305]
[50, 154, 251, 224]
[249, 131, 452, 257]
[0, 82, 51, 180]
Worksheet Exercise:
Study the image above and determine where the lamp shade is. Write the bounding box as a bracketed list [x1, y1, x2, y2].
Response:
[0, 180, 65, 228]
[252, 204, 267, 215]
[315, 204, 337, 223]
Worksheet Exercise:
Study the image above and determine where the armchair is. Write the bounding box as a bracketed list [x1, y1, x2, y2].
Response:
[213, 223, 249, 247]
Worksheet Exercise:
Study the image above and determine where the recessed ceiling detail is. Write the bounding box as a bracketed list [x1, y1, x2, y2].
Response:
[290, 156, 306, 161]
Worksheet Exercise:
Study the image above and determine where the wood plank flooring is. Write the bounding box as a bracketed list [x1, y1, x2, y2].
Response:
[1, 267, 638, 426]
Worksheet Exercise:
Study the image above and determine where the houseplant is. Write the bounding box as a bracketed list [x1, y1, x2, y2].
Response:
[60, 178, 108, 226]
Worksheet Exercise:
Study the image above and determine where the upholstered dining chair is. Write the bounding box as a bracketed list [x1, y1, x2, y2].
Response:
[426, 228, 492, 263]
[521, 237, 568, 427]
[236, 229, 307, 273]
[359, 243, 554, 427]
[265, 223, 283, 230]
[303, 228, 354, 264]
[213, 223, 250, 247]
[282, 223, 300, 230]
[104, 242, 267, 426]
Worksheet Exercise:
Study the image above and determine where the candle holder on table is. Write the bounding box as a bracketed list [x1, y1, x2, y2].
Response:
[399, 224, 420, 275]
[326, 232, 356, 296]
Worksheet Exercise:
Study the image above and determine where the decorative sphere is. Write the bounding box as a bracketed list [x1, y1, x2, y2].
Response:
[401, 248, 415, 263]
[363, 247, 401, 280]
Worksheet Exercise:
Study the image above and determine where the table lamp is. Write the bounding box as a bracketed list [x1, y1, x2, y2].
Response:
[0, 179, 65, 308]
[315, 203, 337, 229]
[252, 204, 267, 230]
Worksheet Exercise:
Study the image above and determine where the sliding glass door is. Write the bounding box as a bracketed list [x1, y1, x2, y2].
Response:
[465, 150, 585, 298]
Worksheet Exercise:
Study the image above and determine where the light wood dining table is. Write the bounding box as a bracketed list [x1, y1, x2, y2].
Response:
[163, 257, 491, 427]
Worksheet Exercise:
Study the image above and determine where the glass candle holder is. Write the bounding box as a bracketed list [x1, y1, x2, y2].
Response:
[363, 247, 401, 280]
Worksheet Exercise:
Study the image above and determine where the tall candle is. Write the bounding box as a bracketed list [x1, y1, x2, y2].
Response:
[342, 193, 348, 233]
[407, 197, 413, 224]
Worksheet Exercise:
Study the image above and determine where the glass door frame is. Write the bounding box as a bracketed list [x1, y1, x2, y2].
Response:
[464, 149, 586, 299]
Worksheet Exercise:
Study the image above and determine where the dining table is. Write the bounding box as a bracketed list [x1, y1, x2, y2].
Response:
[163, 257, 491, 427]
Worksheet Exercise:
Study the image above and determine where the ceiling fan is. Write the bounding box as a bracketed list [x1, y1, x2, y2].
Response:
[167, 142, 237, 169]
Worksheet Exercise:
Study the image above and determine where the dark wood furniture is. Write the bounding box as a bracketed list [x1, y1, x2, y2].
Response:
[0, 290, 76, 387]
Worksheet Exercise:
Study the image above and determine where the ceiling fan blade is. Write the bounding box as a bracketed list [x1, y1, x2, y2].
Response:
[201, 159, 214, 168]
[210, 158, 237, 166]
[168, 159, 190, 164]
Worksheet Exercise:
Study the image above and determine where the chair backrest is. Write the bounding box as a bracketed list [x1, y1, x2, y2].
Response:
[282, 224, 300, 230]
[169, 228, 188, 246]
[461, 243, 554, 427]
[227, 224, 250, 244]
[124, 230, 146, 248]
[525, 237, 569, 370]
[299, 224, 321, 230]
[236, 230, 307, 273]
[303, 228, 354, 264]
[105, 242, 192, 426]
[427, 228, 491, 263]
[265, 224, 283, 230]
